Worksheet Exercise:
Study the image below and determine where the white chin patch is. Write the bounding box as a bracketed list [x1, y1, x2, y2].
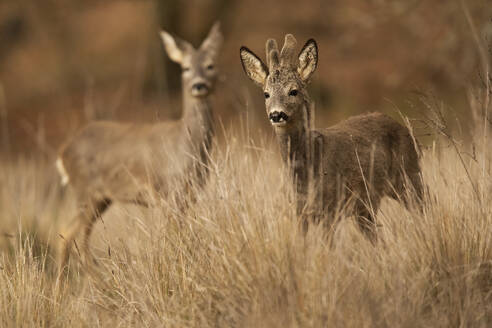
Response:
[191, 90, 209, 97]
[271, 120, 287, 127]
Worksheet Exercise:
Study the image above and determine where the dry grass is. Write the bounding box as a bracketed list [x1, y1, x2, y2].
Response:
[0, 106, 490, 327]
[1, 2, 490, 325]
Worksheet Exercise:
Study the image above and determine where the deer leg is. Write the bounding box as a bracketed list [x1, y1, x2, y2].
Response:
[355, 202, 377, 242]
[59, 199, 111, 272]
[295, 195, 311, 234]
[81, 199, 112, 265]
[393, 171, 424, 213]
[59, 211, 85, 273]
[405, 172, 424, 212]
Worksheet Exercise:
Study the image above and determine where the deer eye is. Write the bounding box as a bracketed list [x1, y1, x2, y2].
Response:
[289, 89, 298, 96]
[264, 92, 270, 99]
[206, 64, 214, 70]
[182, 66, 191, 72]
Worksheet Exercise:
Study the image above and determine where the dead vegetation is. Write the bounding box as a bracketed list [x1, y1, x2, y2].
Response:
[0, 98, 490, 326]
[0, 1, 491, 327]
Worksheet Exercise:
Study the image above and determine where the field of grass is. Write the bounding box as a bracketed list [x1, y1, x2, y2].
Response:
[0, 97, 491, 327]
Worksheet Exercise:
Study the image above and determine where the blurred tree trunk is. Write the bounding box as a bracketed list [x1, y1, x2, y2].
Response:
[26, 0, 75, 95]
[142, 0, 182, 101]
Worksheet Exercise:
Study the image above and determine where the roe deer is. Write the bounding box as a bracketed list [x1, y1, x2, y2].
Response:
[240, 34, 423, 238]
[56, 22, 223, 270]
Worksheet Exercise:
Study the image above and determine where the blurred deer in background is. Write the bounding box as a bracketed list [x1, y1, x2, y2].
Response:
[240, 34, 423, 239]
[56, 22, 223, 271]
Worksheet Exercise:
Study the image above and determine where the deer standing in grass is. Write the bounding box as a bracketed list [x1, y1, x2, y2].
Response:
[240, 35, 422, 238]
[56, 23, 223, 270]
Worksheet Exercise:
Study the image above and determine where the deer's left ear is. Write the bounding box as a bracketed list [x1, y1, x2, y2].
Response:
[200, 21, 223, 57]
[297, 39, 318, 82]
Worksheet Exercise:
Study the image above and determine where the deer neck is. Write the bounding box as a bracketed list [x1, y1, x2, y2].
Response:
[181, 92, 215, 159]
[274, 99, 313, 167]
[274, 100, 314, 196]
[275, 123, 311, 198]
[275, 124, 309, 164]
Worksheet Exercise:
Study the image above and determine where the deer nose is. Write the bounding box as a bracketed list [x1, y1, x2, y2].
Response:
[192, 83, 208, 92]
[269, 111, 289, 124]
[190, 81, 210, 97]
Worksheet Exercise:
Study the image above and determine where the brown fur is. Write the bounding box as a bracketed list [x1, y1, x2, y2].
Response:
[57, 23, 223, 271]
[240, 35, 422, 238]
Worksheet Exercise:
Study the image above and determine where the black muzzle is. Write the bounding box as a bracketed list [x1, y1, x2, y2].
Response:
[269, 111, 289, 124]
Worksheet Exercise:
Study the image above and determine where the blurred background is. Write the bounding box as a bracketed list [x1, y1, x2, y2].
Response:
[0, 0, 491, 157]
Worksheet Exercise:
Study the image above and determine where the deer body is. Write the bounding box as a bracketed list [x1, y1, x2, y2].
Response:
[277, 111, 421, 231]
[59, 97, 214, 203]
[57, 23, 222, 270]
[240, 35, 422, 237]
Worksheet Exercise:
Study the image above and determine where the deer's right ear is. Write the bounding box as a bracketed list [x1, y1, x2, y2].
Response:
[240, 47, 268, 87]
[160, 31, 191, 64]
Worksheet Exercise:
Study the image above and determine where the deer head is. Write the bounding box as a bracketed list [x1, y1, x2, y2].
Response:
[240, 35, 318, 131]
[161, 22, 223, 97]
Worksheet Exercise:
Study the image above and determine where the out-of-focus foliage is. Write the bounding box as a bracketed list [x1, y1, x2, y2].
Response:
[0, 0, 490, 154]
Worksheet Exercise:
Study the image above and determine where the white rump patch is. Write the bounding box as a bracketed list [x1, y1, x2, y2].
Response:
[55, 157, 70, 186]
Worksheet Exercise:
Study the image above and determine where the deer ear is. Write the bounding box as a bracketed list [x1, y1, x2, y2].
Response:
[297, 39, 318, 82]
[240, 46, 268, 87]
[200, 21, 223, 56]
[160, 30, 192, 64]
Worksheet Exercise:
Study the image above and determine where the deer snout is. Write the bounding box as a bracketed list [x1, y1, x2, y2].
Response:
[191, 81, 211, 97]
[269, 110, 289, 126]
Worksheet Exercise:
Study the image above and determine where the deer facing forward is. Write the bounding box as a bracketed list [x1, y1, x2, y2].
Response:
[56, 23, 223, 270]
[240, 34, 423, 238]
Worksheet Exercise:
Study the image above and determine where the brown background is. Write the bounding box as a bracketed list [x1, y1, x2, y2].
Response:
[0, 0, 490, 156]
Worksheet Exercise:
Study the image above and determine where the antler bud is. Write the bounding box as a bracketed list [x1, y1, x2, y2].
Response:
[280, 34, 297, 67]
[266, 39, 280, 70]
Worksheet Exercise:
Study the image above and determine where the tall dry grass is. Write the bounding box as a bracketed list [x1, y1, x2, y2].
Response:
[0, 96, 491, 327]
